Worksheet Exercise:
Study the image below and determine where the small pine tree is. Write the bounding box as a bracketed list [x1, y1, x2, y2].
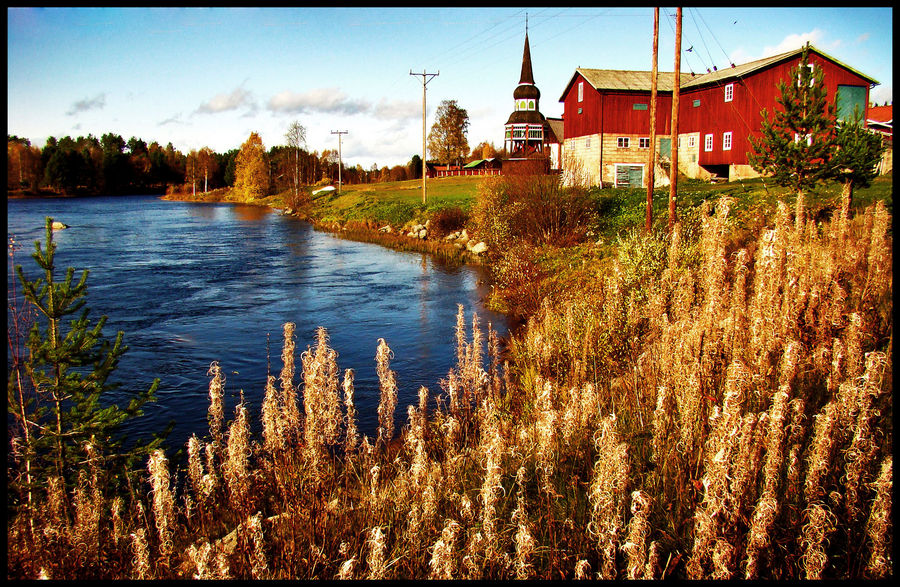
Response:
[748, 44, 837, 197]
[829, 109, 886, 208]
[12, 217, 166, 493]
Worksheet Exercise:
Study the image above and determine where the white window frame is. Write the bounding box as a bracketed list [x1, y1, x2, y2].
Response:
[723, 132, 732, 151]
[585, 136, 591, 149]
[639, 137, 651, 149]
[798, 63, 816, 87]
[578, 81, 584, 103]
[688, 136, 696, 148]
[794, 132, 813, 146]
[704, 133, 714, 152]
[678, 136, 682, 148]
[724, 83, 734, 102]
[617, 137, 630, 149]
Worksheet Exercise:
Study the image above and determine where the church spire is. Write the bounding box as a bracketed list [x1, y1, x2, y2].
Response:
[519, 28, 535, 85]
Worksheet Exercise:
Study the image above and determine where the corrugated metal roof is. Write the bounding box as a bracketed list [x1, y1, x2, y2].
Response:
[566, 45, 878, 98]
[868, 105, 892, 123]
[575, 69, 691, 92]
[546, 117, 564, 142]
[681, 46, 878, 88]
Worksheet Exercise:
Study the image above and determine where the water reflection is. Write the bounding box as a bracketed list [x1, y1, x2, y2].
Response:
[233, 204, 272, 222]
[6, 195, 508, 454]
[184, 202, 221, 220]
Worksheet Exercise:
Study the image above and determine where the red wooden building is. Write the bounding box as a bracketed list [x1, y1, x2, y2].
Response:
[558, 45, 880, 187]
[867, 104, 892, 137]
[866, 104, 892, 175]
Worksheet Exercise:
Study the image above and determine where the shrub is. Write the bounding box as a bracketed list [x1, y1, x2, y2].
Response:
[428, 206, 469, 238]
[471, 174, 596, 249]
[489, 241, 550, 317]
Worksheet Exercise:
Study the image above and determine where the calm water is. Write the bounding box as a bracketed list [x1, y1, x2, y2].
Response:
[7, 195, 508, 454]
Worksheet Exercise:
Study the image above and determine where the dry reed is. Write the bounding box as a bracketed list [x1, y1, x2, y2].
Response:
[6, 194, 891, 580]
[375, 338, 398, 447]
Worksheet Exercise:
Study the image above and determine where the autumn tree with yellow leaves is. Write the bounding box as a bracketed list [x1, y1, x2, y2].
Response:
[234, 132, 269, 201]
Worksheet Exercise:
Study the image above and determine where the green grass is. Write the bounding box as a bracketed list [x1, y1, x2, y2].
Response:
[299, 176, 483, 227]
[589, 173, 893, 243]
[259, 172, 891, 251]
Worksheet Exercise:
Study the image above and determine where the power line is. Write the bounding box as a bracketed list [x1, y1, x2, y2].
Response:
[423, 9, 527, 67]
[330, 130, 348, 193]
[695, 8, 735, 67]
[410, 70, 439, 204]
[533, 9, 607, 47]
[688, 7, 717, 73]
[423, 8, 525, 65]
[662, 9, 765, 137]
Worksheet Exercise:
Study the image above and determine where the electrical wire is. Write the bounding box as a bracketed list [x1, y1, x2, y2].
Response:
[423, 8, 526, 65]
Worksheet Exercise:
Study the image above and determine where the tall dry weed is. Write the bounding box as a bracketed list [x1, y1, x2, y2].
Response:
[588, 415, 630, 579]
[512, 467, 535, 579]
[147, 449, 175, 563]
[623, 490, 652, 580]
[224, 394, 252, 515]
[864, 456, 892, 578]
[375, 338, 398, 447]
[365, 526, 387, 579]
[207, 361, 225, 454]
[429, 518, 461, 579]
[280, 322, 300, 440]
[342, 368, 359, 455]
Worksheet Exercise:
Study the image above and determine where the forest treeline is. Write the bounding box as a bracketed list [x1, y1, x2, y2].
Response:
[7, 132, 417, 197]
[7, 132, 502, 197]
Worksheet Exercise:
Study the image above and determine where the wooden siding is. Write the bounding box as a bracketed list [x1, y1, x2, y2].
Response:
[562, 73, 675, 139]
[600, 93, 674, 135]
[561, 51, 875, 171]
[685, 55, 873, 166]
[562, 73, 603, 139]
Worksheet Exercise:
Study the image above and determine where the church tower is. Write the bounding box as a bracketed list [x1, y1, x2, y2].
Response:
[504, 27, 553, 160]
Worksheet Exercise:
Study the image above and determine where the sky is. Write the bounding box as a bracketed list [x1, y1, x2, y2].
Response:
[7, 6, 893, 169]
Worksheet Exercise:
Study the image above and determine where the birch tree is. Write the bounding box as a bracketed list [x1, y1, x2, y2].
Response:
[285, 121, 307, 198]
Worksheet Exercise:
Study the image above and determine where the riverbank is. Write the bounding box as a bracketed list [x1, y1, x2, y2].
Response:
[161, 183, 490, 267]
[10, 176, 893, 580]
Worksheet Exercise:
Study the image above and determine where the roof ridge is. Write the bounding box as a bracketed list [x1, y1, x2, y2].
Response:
[573, 44, 877, 92]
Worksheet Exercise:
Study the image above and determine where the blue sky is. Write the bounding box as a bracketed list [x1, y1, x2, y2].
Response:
[7, 6, 893, 168]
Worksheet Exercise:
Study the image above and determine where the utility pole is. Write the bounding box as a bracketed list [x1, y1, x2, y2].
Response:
[646, 7, 659, 232]
[668, 7, 682, 231]
[410, 69, 439, 204]
[331, 130, 348, 194]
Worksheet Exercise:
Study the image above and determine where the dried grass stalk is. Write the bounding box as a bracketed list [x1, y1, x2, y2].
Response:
[864, 457, 892, 578]
[375, 338, 398, 447]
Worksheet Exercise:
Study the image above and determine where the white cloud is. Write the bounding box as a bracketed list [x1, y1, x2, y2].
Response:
[195, 86, 256, 114]
[760, 29, 843, 58]
[728, 47, 754, 67]
[729, 29, 848, 67]
[869, 84, 892, 105]
[267, 88, 370, 115]
[66, 93, 106, 116]
[761, 29, 825, 57]
[855, 32, 871, 44]
[159, 113, 185, 126]
[372, 98, 419, 120]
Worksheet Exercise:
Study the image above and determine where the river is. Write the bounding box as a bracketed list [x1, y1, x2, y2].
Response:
[7, 195, 508, 454]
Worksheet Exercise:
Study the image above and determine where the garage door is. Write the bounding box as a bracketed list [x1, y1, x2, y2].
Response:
[616, 164, 644, 188]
